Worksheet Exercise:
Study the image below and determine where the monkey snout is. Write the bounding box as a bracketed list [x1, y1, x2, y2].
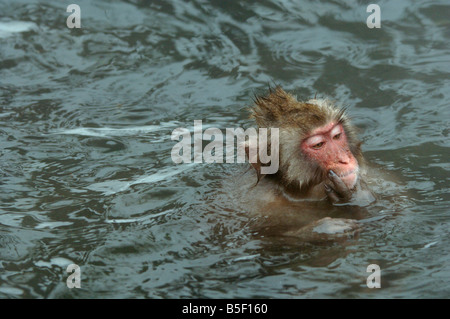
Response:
[336, 151, 351, 164]
[329, 167, 359, 190]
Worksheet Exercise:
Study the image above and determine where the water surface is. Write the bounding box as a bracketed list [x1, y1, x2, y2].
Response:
[0, 0, 449, 298]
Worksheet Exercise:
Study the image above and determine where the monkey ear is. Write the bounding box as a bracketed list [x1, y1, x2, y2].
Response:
[243, 140, 266, 183]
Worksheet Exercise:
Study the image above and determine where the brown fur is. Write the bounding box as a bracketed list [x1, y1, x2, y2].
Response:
[249, 86, 364, 195]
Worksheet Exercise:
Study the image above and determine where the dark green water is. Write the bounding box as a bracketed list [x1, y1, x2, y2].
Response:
[0, 0, 449, 298]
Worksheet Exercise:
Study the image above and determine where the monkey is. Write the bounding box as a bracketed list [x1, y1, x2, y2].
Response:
[232, 86, 376, 243]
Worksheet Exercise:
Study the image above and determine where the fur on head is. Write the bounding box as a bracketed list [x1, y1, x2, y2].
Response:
[249, 86, 363, 192]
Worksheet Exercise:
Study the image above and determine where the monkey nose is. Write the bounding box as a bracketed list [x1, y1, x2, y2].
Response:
[337, 153, 350, 164]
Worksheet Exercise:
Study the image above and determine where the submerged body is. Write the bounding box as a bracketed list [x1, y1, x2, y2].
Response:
[238, 87, 376, 242]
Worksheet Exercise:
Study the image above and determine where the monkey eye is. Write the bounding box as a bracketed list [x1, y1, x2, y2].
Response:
[312, 142, 324, 149]
[333, 133, 342, 140]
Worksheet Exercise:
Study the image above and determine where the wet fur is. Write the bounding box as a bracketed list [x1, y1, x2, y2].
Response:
[250, 86, 364, 195]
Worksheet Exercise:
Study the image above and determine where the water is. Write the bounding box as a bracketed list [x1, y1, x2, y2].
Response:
[0, 0, 449, 298]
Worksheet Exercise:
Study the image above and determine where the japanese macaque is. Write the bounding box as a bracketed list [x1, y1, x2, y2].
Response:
[236, 86, 375, 242]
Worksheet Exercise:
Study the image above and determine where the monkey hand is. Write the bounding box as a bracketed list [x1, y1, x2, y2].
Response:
[325, 170, 376, 206]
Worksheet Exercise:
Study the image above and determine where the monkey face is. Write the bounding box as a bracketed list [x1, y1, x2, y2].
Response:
[250, 87, 364, 192]
[301, 122, 359, 189]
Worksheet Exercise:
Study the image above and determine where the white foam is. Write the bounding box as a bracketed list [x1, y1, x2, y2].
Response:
[87, 163, 195, 195]
[55, 124, 177, 137]
[35, 257, 74, 268]
[0, 21, 37, 38]
[53, 121, 218, 138]
[35, 221, 73, 229]
[423, 241, 438, 249]
[105, 209, 173, 224]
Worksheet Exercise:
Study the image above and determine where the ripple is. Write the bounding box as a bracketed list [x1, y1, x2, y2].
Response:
[0, 20, 37, 38]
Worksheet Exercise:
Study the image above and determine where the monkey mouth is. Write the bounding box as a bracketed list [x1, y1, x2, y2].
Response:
[338, 168, 359, 189]
[338, 169, 356, 178]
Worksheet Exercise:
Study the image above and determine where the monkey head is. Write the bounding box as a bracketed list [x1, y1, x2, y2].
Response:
[250, 87, 364, 193]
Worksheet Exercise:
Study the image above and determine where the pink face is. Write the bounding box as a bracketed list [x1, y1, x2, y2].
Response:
[301, 122, 359, 189]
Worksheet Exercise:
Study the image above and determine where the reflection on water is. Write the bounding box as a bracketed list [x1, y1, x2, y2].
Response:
[0, 0, 449, 298]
